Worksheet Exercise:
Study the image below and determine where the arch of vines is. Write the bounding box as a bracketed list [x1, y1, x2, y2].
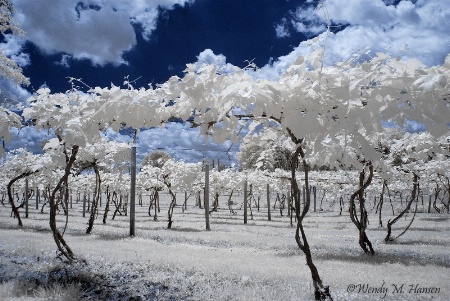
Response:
[1, 49, 449, 300]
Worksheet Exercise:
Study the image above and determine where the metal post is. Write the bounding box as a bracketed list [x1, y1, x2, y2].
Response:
[204, 164, 210, 231]
[83, 192, 86, 217]
[302, 185, 306, 208]
[287, 188, 291, 217]
[267, 184, 271, 221]
[36, 187, 39, 210]
[25, 178, 29, 218]
[313, 186, 317, 212]
[157, 191, 160, 213]
[428, 194, 432, 213]
[130, 146, 136, 236]
[244, 180, 248, 224]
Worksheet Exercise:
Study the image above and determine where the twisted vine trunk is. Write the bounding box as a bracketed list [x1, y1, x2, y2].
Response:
[377, 180, 387, 227]
[7, 171, 34, 227]
[348, 162, 375, 254]
[49, 145, 79, 262]
[385, 173, 419, 241]
[167, 188, 176, 229]
[86, 163, 101, 234]
[103, 186, 111, 224]
[210, 192, 220, 214]
[287, 129, 332, 300]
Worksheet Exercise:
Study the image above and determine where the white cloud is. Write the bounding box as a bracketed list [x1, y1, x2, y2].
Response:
[56, 55, 72, 68]
[0, 78, 32, 109]
[275, 18, 291, 38]
[6, 127, 54, 154]
[322, 0, 450, 66]
[0, 34, 31, 104]
[291, 6, 327, 37]
[102, 123, 238, 165]
[136, 123, 237, 165]
[11, 0, 194, 66]
[0, 34, 30, 67]
[196, 49, 236, 74]
[258, 0, 450, 79]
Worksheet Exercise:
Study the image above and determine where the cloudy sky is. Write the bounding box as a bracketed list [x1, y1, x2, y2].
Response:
[1, 0, 449, 165]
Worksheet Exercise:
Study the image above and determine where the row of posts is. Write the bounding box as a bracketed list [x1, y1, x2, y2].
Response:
[21, 146, 449, 237]
[19, 159, 329, 235]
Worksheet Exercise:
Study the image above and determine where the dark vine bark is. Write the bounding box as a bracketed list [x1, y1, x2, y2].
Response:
[227, 190, 236, 215]
[49, 144, 79, 262]
[167, 188, 176, 229]
[376, 180, 387, 227]
[385, 173, 419, 241]
[112, 192, 125, 219]
[287, 128, 332, 300]
[103, 186, 111, 224]
[86, 163, 101, 234]
[348, 162, 375, 254]
[209, 192, 220, 214]
[7, 171, 34, 227]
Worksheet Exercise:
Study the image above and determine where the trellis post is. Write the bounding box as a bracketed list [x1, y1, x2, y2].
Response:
[267, 184, 271, 221]
[204, 164, 210, 230]
[244, 179, 248, 224]
[25, 178, 29, 218]
[130, 145, 136, 236]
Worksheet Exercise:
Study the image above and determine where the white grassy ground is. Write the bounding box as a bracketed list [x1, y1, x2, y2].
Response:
[0, 192, 449, 300]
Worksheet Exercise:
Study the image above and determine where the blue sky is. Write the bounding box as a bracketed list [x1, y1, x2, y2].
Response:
[1, 0, 449, 165]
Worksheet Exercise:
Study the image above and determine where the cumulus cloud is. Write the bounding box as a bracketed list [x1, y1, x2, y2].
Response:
[6, 127, 54, 154]
[195, 49, 236, 74]
[260, 0, 450, 79]
[275, 18, 291, 38]
[136, 123, 237, 165]
[291, 6, 327, 37]
[0, 78, 32, 109]
[103, 123, 238, 165]
[0, 34, 30, 67]
[55, 54, 72, 68]
[11, 0, 194, 66]
[0, 34, 31, 106]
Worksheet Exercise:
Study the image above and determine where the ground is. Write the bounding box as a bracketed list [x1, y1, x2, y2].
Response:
[0, 192, 449, 300]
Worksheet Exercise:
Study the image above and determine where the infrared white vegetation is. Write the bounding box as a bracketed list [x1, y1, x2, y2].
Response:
[0, 11, 449, 298]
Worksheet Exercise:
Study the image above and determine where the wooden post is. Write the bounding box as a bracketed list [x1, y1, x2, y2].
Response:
[204, 164, 210, 231]
[130, 146, 136, 236]
[287, 188, 291, 217]
[124, 194, 128, 216]
[25, 178, 29, 218]
[157, 191, 160, 213]
[313, 186, 317, 212]
[83, 192, 86, 217]
[244, 180, 248, 224]
[428, 194, 432, 213]
[35, 187, 39, 210]
[267, 184, 271, 221]
[302, 185, 306, 208]
[184, 191, 188, 211]
[154, 191, 158, 221]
